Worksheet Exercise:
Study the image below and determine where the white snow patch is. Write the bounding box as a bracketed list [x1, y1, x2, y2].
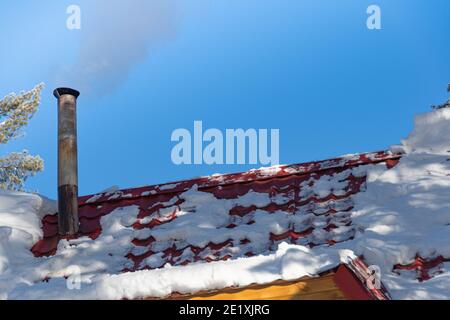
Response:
[9, 243, 342, 300]
[347, 109, 450, 299]
[159, 183, 180, 191]
[86, 194, 102, 204]
[350, 153, 450, 299]
[141, 190, 156, 197]
[0, 191, 56, 299]
[101, 186, 120, 194]
[401, 107, 450, 155]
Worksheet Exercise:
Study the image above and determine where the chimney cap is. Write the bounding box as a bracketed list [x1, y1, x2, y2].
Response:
[53, 87, 80, 99]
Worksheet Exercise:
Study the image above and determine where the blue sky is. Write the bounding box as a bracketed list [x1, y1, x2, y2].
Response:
[0, 0, 449, 198]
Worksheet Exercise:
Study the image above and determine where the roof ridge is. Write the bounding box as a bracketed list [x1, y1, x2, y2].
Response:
[78, 150, 401, 207]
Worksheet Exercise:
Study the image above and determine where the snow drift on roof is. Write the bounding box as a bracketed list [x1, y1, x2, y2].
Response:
[400, 107, 450, 155]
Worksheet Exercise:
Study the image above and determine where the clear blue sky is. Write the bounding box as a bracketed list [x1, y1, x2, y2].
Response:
[0, 0, 449, 198]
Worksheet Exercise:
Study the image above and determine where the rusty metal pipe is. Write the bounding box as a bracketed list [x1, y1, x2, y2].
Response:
[53, 88, 80, 236]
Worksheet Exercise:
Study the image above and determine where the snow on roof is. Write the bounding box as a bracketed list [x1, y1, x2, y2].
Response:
[1, 109, 449, 300]
[5, 151, 397, 300]
[399, 107, 450, 155]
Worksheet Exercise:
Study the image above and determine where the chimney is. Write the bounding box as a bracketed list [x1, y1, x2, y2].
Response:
[53, 88, 80, 236]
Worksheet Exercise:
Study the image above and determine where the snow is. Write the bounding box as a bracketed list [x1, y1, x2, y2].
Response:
[141, 190, 156, 197]
[85, 194, 102, 204]
[0, 178, 355, 300]
[86, 186, 121, 203]
[346, 108, 450, 299]
[0, 108, 449, 300]
[351, 153, 450, 299]
[10, 243, 346, 300]
[399, 107, 450, 154]
[159, 183, 181, 191]
[0, 191, 56, 299]
[100, 185, 120, 194]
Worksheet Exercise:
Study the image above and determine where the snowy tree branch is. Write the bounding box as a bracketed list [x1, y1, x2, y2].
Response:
[0, 83, 44, 144]
[0, 84, 44, 191]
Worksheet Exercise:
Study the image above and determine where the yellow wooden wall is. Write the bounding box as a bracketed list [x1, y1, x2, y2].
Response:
[170, 273, 345, 300]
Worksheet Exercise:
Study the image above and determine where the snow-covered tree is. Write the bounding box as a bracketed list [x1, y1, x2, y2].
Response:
[0, 84, 44, 191]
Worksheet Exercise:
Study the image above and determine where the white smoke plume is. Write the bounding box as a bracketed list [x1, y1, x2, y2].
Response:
[56, 0, 178, 96]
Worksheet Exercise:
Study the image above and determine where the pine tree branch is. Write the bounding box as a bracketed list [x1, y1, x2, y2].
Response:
[0, 83, 44, 144]
[0, 151, 44, 191]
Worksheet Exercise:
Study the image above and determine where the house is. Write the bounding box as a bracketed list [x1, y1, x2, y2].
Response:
[1, 93, 449, 300]
[29, 151, 398, 300]
[27, 142, 450, 300]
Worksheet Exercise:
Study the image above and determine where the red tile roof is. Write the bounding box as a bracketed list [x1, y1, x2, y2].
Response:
[393, 255, 450, 282]
[32, 151, 400, 271]
[30, 151, 411, 299]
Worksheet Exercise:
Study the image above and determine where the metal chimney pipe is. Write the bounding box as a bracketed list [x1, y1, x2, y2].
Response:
[53, 88, 80, 236]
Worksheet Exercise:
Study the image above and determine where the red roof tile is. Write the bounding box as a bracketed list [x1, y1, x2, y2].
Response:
[393, 255, 450, 282]
[32, 151, 401, 277]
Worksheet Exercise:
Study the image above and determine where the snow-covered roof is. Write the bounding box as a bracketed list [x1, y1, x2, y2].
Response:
[1, 108, 450, 300]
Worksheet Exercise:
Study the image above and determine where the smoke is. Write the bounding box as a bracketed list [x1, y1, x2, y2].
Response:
[56, 0, 178, 96]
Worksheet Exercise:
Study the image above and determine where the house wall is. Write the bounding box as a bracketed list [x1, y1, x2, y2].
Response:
[169, 273, 346, 300]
